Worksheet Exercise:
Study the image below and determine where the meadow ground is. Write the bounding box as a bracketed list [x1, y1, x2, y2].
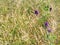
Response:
[0, 0, 60, 45]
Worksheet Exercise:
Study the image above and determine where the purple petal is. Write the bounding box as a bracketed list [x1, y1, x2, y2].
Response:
[45, 22, 49, 27]
[47, 28, 52, 33]
[35, 10, 38, 15]
[47, 29, 51, 32]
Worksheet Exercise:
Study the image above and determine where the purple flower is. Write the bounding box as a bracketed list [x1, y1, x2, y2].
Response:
[50, 7, 52, 11]
[45, 22, 49, 27]
[35, 10, 38, 15]
[47, 27, 52, 33]
[47, 29, 51, 32]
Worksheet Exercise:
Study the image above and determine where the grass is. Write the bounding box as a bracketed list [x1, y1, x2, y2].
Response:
[0, 0, 59, 45]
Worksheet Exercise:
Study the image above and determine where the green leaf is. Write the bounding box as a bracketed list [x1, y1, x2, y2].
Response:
[43, 5, 49, 11]
[50, 43, 55, 45]
[48, 34, 57, 42]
